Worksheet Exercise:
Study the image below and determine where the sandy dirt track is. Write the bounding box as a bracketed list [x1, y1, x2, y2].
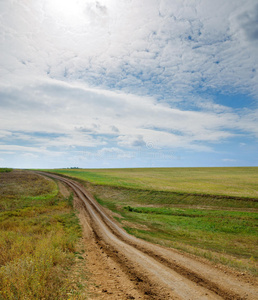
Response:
[39, 172, 258, 300]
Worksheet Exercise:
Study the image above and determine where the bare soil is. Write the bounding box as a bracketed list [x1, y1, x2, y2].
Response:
[58, 179, 146, 299]
[42, 172, 257, 300]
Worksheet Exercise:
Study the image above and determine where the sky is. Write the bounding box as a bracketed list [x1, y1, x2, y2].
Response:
[0, 0, 258, 169]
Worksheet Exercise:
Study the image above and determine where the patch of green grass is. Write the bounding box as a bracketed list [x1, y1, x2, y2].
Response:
[94, 195, 120, 213]
[0, 168, 12, 173]
[123, 206, 257, 252]
[124, 226, 258, 275]
[124, 206, 257, 227]
[0, 170, 86, 300]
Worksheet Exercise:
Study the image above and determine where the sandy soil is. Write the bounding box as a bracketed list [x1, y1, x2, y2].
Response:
[40, 172, 257, 300]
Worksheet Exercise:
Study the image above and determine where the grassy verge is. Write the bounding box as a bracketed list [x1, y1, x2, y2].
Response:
[0, 170, 87, 300]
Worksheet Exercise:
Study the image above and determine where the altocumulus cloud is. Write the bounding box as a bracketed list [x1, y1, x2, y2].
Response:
[0, 0, 257, 168]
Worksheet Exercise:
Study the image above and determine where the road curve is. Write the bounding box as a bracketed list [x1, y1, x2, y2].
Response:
[38, 172, 257, 300]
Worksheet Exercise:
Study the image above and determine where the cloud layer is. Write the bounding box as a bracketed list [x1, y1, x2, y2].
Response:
[1, 78, 257, 166]
[0, 0, 257, 167]
[1, 0, 258, 98]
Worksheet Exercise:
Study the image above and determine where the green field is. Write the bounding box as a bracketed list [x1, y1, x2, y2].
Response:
[47, 167, 258, 275]
[48, 167, 258, 198]
[0, 170, 86, 300]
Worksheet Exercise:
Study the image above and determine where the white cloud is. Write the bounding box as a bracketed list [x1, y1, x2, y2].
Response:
[0, 0, 258, 99]
[222, 158, 237, 162]
[0, 0, 257, 167]
[0, 144, 63, 157]
[22, 153, 39, 159]
[0, 78, 257, 154]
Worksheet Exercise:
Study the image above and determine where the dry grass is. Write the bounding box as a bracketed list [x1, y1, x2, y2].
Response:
[0, 170, 87, 300]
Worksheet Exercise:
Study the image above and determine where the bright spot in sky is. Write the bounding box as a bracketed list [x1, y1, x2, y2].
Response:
[45, 0, 85, 26]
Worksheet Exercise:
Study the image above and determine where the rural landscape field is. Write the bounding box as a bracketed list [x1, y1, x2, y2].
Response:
[2, 0, 258, 299]
[1, 167, 258, 299]
[47, 167, 258, 274]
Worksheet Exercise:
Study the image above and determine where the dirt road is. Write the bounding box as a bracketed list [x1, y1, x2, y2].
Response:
[39, 172, 257, 299]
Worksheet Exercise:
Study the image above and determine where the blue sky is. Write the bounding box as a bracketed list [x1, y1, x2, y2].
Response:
[0, 0, 257, 168]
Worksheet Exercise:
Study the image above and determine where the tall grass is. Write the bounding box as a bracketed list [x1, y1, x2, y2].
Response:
[0, 170, 85, 300]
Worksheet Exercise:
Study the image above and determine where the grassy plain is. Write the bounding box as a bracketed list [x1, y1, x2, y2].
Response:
[0, 170, 86, 300]
[47, 167, 258, 275]
[49, 167, 258, 198]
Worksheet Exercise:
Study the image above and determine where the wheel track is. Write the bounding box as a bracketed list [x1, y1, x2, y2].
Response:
[38, 172, 257, 300]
